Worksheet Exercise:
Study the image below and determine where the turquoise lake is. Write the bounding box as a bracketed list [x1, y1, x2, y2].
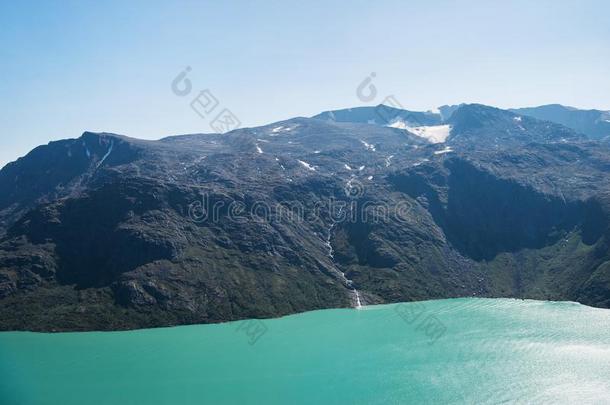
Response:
[1, 298, 609, 404]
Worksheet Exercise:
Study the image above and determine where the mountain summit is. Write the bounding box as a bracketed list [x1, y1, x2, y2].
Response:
[1, 103, 610, 331]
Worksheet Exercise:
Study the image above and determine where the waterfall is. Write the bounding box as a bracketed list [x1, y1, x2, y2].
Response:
[325, 207, 363, 309]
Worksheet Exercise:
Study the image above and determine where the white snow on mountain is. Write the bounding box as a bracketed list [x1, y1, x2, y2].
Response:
[96, 140, 114, 169]
[434, 146, 454, 155]
[413, 158, 430, 166]
[360, 140, 376, 151]
[298, 160, 316, 171]
[387, 120, 452, 144]
[270, 125, 298, 135]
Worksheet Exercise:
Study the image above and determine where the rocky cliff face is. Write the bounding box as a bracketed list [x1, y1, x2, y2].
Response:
[1, 104, 609, 331]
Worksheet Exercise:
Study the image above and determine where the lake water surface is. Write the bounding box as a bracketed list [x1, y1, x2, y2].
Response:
[1, 298, 609, 404]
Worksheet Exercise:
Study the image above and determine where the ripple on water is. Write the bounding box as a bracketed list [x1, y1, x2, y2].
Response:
[0, 298, 609, 405]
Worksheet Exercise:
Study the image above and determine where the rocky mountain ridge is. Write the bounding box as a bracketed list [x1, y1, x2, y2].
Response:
[1, 103, 609, 331]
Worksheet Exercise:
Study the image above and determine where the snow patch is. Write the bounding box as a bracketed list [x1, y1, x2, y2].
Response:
[434, 146, 454, 155]
[386, 120, 410, 130]
[298, 160, 316, 171]
[96, 140, 114, 169]
[270, 124, 298, 135]
[412, 158, 430, 167]
[513, 116, 526, 130]
[83, 142, 91, 158]
[388, 120, 452, 144]
[360, 140, 376, 151]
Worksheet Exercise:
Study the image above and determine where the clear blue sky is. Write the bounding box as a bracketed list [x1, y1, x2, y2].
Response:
[1, 0, 609, 167]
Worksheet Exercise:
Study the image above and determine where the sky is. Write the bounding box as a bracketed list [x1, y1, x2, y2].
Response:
[1, 0, 609, 167]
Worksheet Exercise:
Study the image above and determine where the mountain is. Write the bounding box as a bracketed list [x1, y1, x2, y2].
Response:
[315, 103, 585, 146]
[1, 104, 610, 331]
[510, 104, 610, 140]
[313, 105, 442, 126]
[447, 104, 584, 147]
